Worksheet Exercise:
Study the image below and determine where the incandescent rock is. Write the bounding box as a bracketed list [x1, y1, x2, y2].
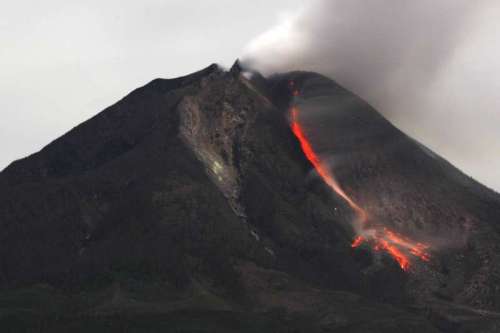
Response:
[0, 64, 500, 332]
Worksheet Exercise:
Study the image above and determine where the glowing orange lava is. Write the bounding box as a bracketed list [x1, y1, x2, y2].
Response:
[290, 107, 367, 220]
[351, 236, 365, 248]
[289, 81, 430, 271]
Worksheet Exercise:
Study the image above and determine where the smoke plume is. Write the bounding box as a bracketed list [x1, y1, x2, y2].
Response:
[243, 0, 500, 192]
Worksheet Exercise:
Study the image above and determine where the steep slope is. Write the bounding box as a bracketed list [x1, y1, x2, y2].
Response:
[269, 71, 500, 328]
[0, 63, 499, 332]
[278, 72, 500, 294]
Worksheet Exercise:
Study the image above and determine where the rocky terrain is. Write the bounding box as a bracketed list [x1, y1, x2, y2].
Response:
[0, 61, 500, 332]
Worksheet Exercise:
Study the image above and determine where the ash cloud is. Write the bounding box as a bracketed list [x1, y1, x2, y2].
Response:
[243, 0, 500, 192]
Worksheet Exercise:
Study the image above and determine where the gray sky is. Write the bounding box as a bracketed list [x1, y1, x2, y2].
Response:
[2, 1, 499, 194]
[244, 0, 500, 193]
[0, 0, 304, 170]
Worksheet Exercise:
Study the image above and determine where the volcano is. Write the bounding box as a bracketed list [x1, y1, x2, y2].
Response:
[1, 62, 500, 332]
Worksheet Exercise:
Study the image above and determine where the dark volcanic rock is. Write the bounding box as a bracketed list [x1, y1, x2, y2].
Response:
[0, 64, 499, 332]
[271, 72, 500, 307]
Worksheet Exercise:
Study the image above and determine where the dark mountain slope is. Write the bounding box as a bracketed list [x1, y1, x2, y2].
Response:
[269, 72, 500, 310]
[0, 63, 498, 332]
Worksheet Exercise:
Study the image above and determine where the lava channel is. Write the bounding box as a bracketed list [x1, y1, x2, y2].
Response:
[288, 80, 430, 271]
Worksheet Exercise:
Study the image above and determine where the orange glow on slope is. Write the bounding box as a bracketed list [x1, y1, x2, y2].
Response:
[288, 81, 430, 271]
[377, 239, 410, 271]
[351, 236, 365, 248]
[384, 228, 430, 262]
[290, 107, 367, 221]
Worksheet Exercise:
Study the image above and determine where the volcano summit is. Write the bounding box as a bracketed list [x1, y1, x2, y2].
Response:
[1, 62, 500, 332]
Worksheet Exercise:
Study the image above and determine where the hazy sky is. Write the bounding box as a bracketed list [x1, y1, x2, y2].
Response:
[244, 0, 500, 192]
[0, 0, 304, 171]
[2, 1, 499, 193]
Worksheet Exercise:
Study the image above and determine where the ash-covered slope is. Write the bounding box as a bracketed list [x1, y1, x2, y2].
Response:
[273, 72, 500, 303]
[0, 63, 499, 332]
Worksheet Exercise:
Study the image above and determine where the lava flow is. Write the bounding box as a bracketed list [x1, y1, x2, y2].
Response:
[288, 81, 430, 271]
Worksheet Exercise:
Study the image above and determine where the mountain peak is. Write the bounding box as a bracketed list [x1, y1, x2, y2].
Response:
[230, 59, 243, 76]
[1, 64, 500, 331]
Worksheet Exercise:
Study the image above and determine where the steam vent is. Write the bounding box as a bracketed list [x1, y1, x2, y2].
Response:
[1, 62, 500, 332]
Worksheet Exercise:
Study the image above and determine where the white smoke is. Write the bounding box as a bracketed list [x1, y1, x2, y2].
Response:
[243, 0, 500, 192]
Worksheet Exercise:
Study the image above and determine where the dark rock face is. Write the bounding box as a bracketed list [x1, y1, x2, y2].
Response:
[277, 72, 500, 308]
[0, 64, 499, 332]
